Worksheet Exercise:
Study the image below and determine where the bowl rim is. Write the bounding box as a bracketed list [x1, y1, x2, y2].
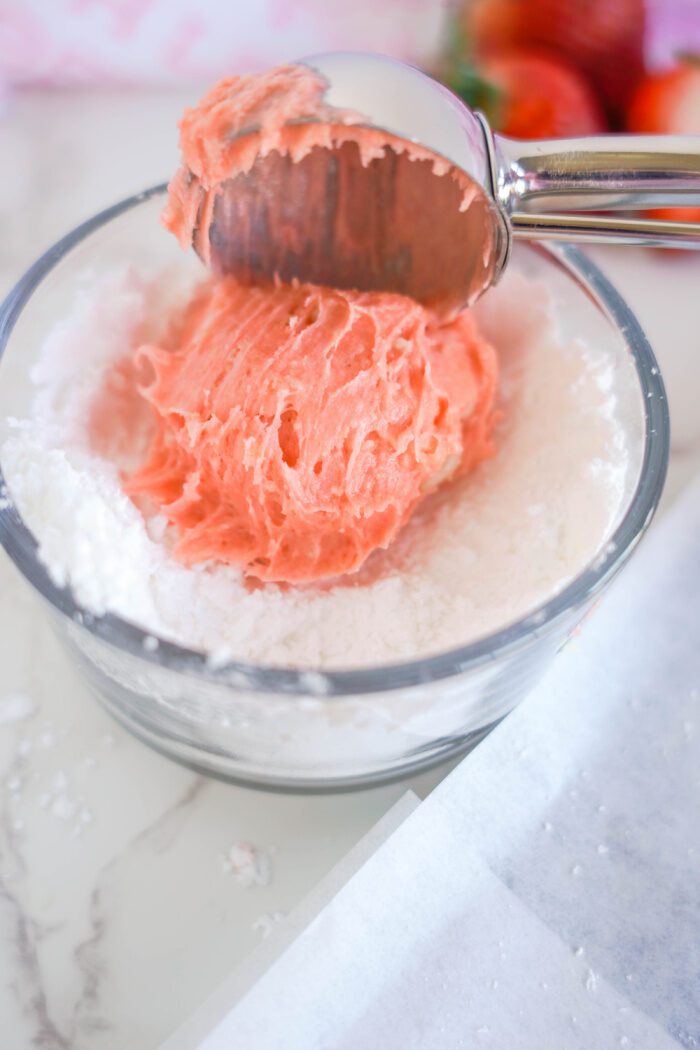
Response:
[0, 184, 669, 696]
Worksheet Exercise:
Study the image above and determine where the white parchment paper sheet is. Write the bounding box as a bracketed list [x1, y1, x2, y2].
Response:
[166, 475, 700, 1049]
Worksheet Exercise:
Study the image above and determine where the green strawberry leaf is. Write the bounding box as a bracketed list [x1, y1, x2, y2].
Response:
[438, 7, 504, 126]
[445, 60, 504, 124]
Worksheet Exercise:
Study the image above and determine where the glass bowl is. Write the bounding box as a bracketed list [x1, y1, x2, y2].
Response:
[0, 187, 669, 791]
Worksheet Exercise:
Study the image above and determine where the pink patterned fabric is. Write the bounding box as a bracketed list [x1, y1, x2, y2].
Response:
[0, 0, 447, 86]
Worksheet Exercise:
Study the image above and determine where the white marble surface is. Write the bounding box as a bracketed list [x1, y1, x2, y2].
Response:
[1, 88, 700, 1049]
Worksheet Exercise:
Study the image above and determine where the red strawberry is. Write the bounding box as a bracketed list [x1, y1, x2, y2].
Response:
[462, 0, 645, 124]
[627, 57, 700, 224]
[443, 48, 606, 139]
[481, 49, 606, 138]
[627, 57, 700, 134]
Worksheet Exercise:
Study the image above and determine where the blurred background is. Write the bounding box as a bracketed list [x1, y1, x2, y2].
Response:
[1, 0, 699, 92]
[1, 1, 699, 113]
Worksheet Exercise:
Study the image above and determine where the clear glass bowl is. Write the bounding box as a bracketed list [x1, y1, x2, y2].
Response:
[0, 187, 669, 790]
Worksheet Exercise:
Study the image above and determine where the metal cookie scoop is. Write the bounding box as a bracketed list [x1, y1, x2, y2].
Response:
[207, 51, 700, 314]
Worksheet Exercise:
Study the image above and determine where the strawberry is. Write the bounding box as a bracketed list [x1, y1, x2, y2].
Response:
[461, 0, 645, 124]
[482, 50, 606, 138]
[627, 56, 700, 224]
[627, 56, 700, 135]
[444, 48, 606, 139]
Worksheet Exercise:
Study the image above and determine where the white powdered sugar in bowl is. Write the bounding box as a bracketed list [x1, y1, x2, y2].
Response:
[1, 259, 642, 671]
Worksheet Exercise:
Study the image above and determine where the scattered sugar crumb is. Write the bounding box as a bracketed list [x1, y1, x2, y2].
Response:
[142, 634, 159, 652]
[542, 821, 553, 832]
[585, 969, 598, 993]
[571, 864, 582, 877]
[222, 841, 273, 887]
[0, 693, 36, 725]
[17, 740, 32, 757]
[33, 768, 94, 834]
[597, 843, 609, 855]
[251, 911, 285, 938]
[51, 794, 78, 821]
[574, 946, 584, 957]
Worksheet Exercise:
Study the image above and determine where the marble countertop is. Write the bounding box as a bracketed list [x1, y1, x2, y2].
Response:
[1, 88, 700, 1050]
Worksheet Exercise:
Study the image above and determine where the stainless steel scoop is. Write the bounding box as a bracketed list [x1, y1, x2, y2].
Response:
[207, 51, 700, 314]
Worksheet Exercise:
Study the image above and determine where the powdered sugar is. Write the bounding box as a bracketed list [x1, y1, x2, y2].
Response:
[252, 911, 285, 937]
[221, 841, 274, 887]
[0, 693, 36, 725]
[0, 264, 643, 669]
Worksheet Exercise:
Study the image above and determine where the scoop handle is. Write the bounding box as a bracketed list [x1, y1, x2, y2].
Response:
[492, 131, 700, 248]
